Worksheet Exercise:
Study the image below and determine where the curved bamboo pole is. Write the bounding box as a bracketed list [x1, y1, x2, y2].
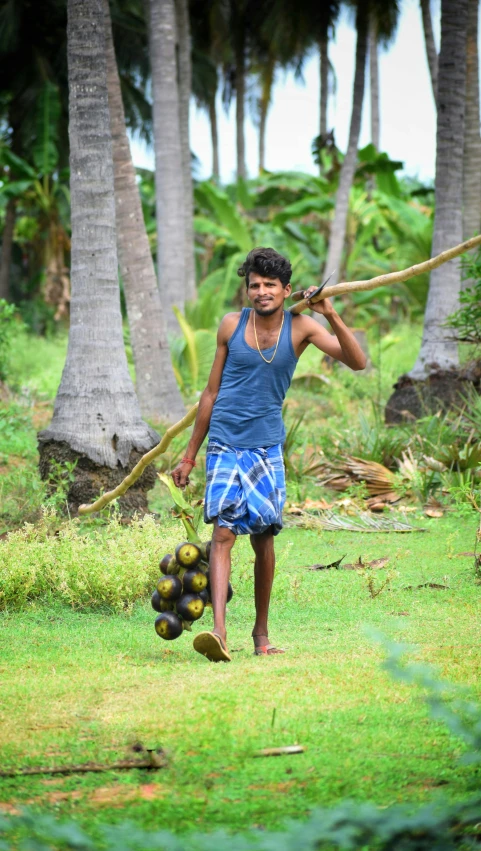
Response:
[289, 234, 481, 313]
[78, 403, 199, 515]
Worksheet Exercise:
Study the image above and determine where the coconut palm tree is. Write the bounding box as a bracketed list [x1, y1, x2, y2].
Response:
[190, 0, 230, 181]
[462, 0, 481, 255]
[104, 0, 185, 422]
[419, 0, 438, 103]
[369, 2, 400, 150]
[369, 16, 380, 150]
[409, 0, 468, 378]
[38, 0, 158, 514]
[149, 0, 186, 331]
[175, 0, 196, 302]
[323, 0, 369, 285]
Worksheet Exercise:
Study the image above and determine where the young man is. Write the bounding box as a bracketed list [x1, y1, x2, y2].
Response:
[171, 247, 366, 662]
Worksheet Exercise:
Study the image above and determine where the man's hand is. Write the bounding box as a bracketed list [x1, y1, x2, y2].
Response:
[171, 461, 194, 489]
[303, 285, 335, 317]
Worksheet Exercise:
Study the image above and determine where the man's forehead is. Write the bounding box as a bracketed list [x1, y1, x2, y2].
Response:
[248, 273, 280, 284]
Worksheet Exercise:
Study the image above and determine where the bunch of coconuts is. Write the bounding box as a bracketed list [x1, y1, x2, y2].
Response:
[152, 540, 233, 640]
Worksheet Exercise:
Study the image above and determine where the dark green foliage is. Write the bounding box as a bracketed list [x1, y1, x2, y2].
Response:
[0, 299, 17, 380]
[447, 249, 481, 345]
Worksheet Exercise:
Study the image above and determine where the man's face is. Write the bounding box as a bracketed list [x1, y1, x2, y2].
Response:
[246, 273, 291, 316]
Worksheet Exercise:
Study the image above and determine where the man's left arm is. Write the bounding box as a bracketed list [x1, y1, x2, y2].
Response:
[302, 289, 367, 371]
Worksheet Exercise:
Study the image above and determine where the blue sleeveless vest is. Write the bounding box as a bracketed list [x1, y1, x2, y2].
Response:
[209, 308, 298, 448]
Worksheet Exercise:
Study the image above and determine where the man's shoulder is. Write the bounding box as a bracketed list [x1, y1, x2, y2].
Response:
[217, 310, 243, 342]
[291, 311, 317, 335]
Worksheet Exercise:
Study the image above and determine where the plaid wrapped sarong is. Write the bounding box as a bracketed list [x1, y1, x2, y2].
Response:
[204, 440, 286, 536]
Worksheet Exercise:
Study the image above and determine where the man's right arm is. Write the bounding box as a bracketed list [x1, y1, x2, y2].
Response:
[171, 314, 238, 488]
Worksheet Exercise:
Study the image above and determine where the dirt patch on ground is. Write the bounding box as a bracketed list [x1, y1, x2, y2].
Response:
[6, 782, 170, 809]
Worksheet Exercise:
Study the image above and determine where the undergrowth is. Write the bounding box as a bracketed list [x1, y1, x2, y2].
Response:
[0, 511, 177, 612]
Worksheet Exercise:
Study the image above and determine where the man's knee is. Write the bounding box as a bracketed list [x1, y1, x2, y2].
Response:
[213, 522, 236, 549]
[250, 529, 274, 552]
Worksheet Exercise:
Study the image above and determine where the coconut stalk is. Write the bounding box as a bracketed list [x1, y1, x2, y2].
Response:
[289, 234, 481, 314]
[78, 403, 198, 515]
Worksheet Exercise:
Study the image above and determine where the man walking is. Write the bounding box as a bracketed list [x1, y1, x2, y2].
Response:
[171, 247, 366, 662]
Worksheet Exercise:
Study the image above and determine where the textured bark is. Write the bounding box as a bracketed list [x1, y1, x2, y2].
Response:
[175, 0, 196, 302]
[0, 198, 16, 301]
[420, 0, 438, 103]
[235, 28, 246, 180]
[103, 0, 185, 422]
[39, 0, 158, 485]
[369, 18, 380, 150]
[319, 33, 329, 138]
[149, 0, 186, 332]
[258, 56, 275, 173]
[323, 1, 368, 285]
[462, 0, 481, 286]
[410, 0, 468, 378]
[209, 93, 220, 180]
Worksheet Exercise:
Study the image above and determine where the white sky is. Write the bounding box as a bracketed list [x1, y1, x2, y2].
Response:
[131, 0, 460, 184]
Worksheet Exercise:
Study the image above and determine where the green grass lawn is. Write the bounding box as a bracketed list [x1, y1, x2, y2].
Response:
[1, 514, 479, 836]
[1, 321, 479, 840]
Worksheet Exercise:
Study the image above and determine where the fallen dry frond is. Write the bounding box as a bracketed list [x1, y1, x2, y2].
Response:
[286, 509, 425, 533]
[318, 455, 398, 501]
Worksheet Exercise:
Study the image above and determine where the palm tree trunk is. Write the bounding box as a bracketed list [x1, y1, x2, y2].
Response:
[462, 0, 481, 287]
[39, 0, 158, 514]
[0, 198, 16, 301]
[175, 0, 196, 303]
[235, 27, 247, 180]
[319, 33, 329, 139]
[323, 0, 369, 285]
[420, 0, 438, 103]
[209, 91, 220, 180]
[103, 0, 185, 422]
[410, 0, 468, 378]
[258, 56, 275, 174]
[369, 18, 380, 149]
[149, 0, 186, 332]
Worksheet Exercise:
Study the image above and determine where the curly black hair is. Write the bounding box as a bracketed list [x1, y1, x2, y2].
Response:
[237, 247, 292, 288]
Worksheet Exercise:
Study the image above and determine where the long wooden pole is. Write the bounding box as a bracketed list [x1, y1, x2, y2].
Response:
[78, 403, 199, 515]
[78, 234, 481, 516]
[289, 233, 481, 313]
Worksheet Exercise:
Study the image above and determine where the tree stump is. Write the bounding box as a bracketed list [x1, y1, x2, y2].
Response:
[38, 441, 157, 516]
[385, 361, 481, 423]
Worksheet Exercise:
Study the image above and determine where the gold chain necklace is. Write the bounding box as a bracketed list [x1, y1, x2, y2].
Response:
[253, 310, 285, 364]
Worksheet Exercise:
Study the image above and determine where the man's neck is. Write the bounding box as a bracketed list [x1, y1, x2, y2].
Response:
[251, 305, 285, 329]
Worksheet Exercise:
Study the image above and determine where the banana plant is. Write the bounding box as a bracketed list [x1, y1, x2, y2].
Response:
[170, 306, 217, 392]
[0, 82, 70, 317]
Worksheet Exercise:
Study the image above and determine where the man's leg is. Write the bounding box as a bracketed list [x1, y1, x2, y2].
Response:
[210, 519, 236, 645]
[250, 529, 277, 650]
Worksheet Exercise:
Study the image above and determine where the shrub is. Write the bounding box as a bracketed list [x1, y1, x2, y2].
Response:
[446, 248, 481, 346]
[0, 299, 18, 381]
[0, 512, 179, 612]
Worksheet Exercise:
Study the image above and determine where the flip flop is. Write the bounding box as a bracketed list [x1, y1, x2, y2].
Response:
[254, 644, 286, 656]
[193, 631, 231, 662]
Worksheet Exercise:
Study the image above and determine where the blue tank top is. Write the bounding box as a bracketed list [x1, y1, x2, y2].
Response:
[209, 308, 298, 448]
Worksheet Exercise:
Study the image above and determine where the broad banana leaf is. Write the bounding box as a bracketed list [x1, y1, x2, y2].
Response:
[195, 181, 252, 252]
[272, 195, 333, 226]
[173, 306, 198, 390]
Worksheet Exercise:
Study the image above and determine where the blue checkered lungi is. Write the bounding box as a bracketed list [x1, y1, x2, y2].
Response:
[204, 440, 286, 536]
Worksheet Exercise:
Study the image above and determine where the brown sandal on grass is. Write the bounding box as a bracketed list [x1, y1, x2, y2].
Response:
[193, 631, 231, 662]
